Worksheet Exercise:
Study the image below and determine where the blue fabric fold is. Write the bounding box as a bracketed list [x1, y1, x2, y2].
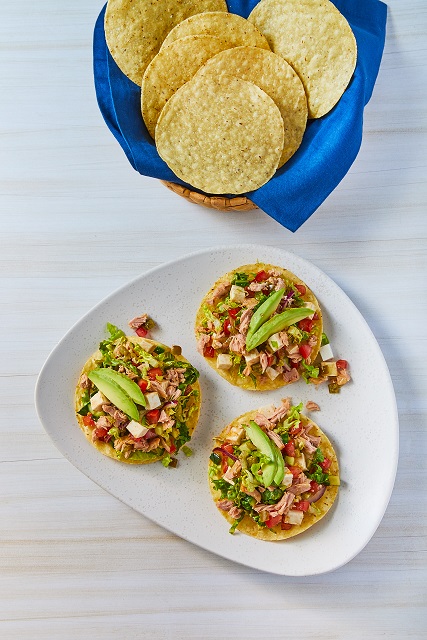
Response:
[93, 0, 387, 231]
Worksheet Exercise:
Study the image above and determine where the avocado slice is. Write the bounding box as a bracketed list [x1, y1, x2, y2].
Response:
[273, 445, 285, 486]
[88, 370, 140, 421]
[246, 420, 284, 486]
[246, 420, 277, 487]
[93, 368, 146, 407]
[262, 460, 277, 487]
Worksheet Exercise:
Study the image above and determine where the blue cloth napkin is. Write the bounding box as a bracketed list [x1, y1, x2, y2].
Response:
[93, 0, 387, 231]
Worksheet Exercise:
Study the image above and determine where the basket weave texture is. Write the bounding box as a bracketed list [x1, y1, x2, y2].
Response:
[161, 181, 257, 211]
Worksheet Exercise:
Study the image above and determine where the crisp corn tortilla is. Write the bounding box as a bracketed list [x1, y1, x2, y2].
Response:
[209, 407, 339, 540]
[195, 263, 323, 391]
[141, 35, 235, 139]
[75, 337, 201, 465]
[155, 75, 284, 195]
[161, 11, 270, 52]
[248, 0, 357, 118]
[195, 46, 308, 167]
[104, 0, 228, 86]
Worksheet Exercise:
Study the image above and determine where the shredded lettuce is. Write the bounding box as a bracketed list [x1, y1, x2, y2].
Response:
[108, 427, 121, 439]
[231, 272, 251, 287]
[202, 305, 221, 331]
[181, 445, 192, 457]
[161, 454, 173, 467]
[301, 359, 320, 382]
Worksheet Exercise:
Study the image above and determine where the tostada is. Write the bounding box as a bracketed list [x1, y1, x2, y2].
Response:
[75, 319, 200, 466]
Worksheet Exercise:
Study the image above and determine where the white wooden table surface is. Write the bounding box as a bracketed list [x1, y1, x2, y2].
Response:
[1, 0, 426, 637]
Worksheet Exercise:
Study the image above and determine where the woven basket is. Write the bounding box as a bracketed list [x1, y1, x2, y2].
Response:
[161, 181, 257, 211]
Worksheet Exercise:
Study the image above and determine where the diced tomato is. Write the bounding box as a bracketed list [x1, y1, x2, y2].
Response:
[295, 284, 306, 296]
[228, 307, 240, 318]
[146, 408, 160, 424]
[262, 287, 270, 296]
[298, 318, 314, 333]
[83, 414, 95, 428]
[221, 457, 228, 474]
[312, 313, 319, 321]
[295, 500, 310, 512]
[148, 367, 163, 380]
[94, 426, 108, 439]
[320, 457, 331, 471]
[223, 318, 232, 336]
[203, 345, 215, 358]
[222, 444, 234, 455]
[290, 360, 299, 369]
[135, 326, 148, 338]
[267, 353, 275, 367]
[289, 423, 302, 437]
[336, 359, 348, 370]
[254, 270, 268, 282]
[310, 480, 321, 493]
[265, 514, 282, 528]
[287, 465, 302, 479]
[281, 522, 292, 530]
[299, 343, 312, 359]
[169, 442, 177, 454]
[284, 441, 295, 457]
[138, 379, 149, 392]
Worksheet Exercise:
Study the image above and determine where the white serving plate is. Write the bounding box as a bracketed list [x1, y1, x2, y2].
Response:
[35, 245, 398, 576]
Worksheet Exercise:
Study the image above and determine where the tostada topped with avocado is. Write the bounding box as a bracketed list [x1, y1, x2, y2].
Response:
[209, 399, 340, 539]
[195, 263, 323, 390]
[75, 317, 200, 466]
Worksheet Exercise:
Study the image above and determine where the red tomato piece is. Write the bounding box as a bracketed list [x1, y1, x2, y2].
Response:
[223, 318, 232, 336]
[228, 307, 240, 318]
[295, 500, 310, 512]
[262, 287, 270, 296]
[289, 423, 302, 436]
[287, 465, 302, 479]
[169, 442, 177, 454]
[265, 514, 282, 528]
[267, 353, 275, 367]
[222, 444, 234, 455]
[320, 458, 331, 471]
[290, 361, 299, 369]
[312, 313, 319, 321]
[146, 409, 160, 424]
[94, 426, 108, 439]
[148, 367, 162, 380]
[299, 343, 312, 359]
[298, 318, 314, 333]
[295, 284, 306, 296]
[203, 345, 215, 358]
[254, 270, 268, 282]
[284, 441, 295, 457]
[135, 326, 148, 338]
[336, 359, 348, 370]
[310, 480, 321, 493]
[281, 522, 292, 530]
[82, 414, 95, 428]
[138, 379, 149, 392]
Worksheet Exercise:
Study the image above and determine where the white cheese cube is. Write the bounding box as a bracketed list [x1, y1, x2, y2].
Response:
[126, 420, 149, 439]
[281, 472, 294, 488]
[294, 453, 306, 470]
[303, 302, 317, 319]
[145, 392, 161, 410]
[90, 390, 107, 412]
[244, 348, 260, 366]
[320, 343, 334, 361]
[137, 338, 155, 353]
[265, 366, 280, 381]
[285, 510, 304, 525]
[216, 353, 233, 370]
[230, 285, 246, 303]
[226, 425, 245, 445]
[267, 332, 284, 352]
